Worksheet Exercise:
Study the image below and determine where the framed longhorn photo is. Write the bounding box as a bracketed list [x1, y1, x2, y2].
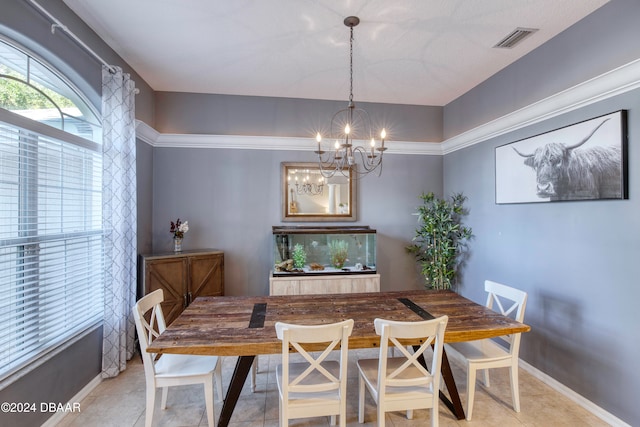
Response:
[495, 110, 628, 204]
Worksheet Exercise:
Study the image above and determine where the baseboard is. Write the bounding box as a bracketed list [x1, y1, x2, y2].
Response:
[40, 374, 102, 427]
[517, 359, 630, 427]
[445, 347, 630, 427]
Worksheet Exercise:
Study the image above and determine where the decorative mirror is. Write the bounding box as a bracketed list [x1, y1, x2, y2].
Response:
[281, 162, 356, 222]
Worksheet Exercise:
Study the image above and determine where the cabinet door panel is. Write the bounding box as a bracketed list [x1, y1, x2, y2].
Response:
[300, 278, 351, 294]
[270, 279, 300, 295]
[145, 258, 187, 325]
[189, 254, 224, 300]
[352, 276, 380, 293]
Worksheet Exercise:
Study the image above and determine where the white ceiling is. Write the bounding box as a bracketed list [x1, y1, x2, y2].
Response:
[63, 0, 609, 106]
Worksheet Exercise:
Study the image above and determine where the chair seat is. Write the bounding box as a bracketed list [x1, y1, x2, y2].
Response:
[449, 339, 511, 363]
[276, 361, 341, 401]
[357, 358, 434, 398]
[154, 352, 219, 378]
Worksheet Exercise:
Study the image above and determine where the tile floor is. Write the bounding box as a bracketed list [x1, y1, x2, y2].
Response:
[56, 349, 609, 427]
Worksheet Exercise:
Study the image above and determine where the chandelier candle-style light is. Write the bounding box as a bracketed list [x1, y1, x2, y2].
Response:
[288, 169, 325, 196]
[315, 16, 387, 178]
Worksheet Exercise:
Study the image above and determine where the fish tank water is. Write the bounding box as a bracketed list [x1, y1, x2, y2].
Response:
[272, 226, 377, 276]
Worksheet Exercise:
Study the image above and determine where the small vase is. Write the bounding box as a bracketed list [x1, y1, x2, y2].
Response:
[173, 237, 183, 252]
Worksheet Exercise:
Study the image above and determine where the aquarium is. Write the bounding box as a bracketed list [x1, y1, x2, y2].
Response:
[272, 226, 377, 276]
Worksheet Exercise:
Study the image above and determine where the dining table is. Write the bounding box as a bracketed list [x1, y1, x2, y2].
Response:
[146, 289, 530, 427]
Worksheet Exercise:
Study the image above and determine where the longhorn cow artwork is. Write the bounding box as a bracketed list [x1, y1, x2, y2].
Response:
[495, 111, 627, 204]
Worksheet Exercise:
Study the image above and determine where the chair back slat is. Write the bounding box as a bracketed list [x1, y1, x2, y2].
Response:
[133, 289, 167, 371]
[276, 319, 354, 396]
[374, 316, 448, 392]
[485, 280, 527, 322]
[485, 280, 528, 355]
[288, 339, 341, 390]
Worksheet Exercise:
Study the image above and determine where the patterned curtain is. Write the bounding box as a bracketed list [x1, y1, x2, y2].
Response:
[101, 65, 138, 378]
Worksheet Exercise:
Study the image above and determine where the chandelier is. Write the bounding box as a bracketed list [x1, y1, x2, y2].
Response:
[314, 16, 387, 178]
[288, 169, 325, 196]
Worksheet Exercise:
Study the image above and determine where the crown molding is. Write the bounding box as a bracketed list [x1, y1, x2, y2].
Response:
[441, 57, 640, 154]
[136, 57, 640, 156]
[135, 125, 442, 155]
[135, 120, 159, 145]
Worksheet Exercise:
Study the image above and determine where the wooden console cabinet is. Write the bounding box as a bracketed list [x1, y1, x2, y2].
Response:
[141, 249, 224, 325]
[269, 273, 380, 296]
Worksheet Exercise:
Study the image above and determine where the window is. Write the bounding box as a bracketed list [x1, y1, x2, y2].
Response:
[0, 38, 101, 143]
[0, 38, 103, 381]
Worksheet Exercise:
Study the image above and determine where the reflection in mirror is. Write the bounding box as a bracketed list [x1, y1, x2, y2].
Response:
[281, 162, 356, 222]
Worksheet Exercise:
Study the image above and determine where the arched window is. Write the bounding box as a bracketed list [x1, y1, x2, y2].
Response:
[0, 37, 103, 381]
[0, 38, 101, 142]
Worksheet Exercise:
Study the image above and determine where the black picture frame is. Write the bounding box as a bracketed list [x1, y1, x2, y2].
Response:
[495, 110, 628, 204]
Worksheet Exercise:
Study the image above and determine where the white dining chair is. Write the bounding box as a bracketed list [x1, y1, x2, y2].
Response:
[447, 280, 528, 420]
[275, 319, 354, 427]
[356, 315, 449, 427]
[133, 289, 223, 427]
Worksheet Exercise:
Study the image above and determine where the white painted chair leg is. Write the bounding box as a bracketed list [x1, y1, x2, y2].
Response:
[280, 397, 288, 427]
[358, 375, 365, 423]
[160, 386, 169, 409]
[214, 360, 223, 400]
[330, 414, 336, 425]
[483, 368, 490, 387]
[204, 379, 215, 426]
[432, 406, 439, 427]
[377, 404, 385, 427]
[406, 409, 413, 419]
[250, 358, 257, 392]
[510, 365, 521, 412]
[466, 364, 477, 421]
[145, 386, 155, 427]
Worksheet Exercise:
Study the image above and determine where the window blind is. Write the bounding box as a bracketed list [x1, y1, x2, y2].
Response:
[0, 109, 103, 380]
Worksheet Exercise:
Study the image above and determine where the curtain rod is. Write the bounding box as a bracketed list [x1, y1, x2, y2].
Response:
[29, 0, 117, 74]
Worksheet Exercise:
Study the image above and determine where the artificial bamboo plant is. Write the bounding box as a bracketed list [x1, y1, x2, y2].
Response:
[406, 192, 472, 290]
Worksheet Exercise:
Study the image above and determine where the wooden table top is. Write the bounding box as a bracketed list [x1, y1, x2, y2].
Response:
[147, 290, 530, 356]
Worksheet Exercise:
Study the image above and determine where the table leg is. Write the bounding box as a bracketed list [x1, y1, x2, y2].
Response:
[415, 346, 465, 420]
[402, 299, 465, 419]
[217, 355, 255, 427]
[439, 348, 465, 419]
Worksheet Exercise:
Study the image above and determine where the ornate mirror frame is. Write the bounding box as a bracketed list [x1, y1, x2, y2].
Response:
[281, 162, 357, 222]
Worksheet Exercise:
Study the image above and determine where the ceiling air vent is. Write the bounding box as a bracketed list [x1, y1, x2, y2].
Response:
[493, 27, 538, 49]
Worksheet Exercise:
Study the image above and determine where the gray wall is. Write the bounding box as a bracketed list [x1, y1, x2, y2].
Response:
[443, 1, 640, 424]
[156, 92, 443, 141]
[151, 147, 442, 296]
[137, 138, 154, 256]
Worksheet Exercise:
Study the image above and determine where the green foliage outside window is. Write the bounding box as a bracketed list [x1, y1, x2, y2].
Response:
[1, 65, 74, 110]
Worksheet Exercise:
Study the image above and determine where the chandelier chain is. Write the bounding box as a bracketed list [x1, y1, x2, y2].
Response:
[349, 26, 354, 104]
